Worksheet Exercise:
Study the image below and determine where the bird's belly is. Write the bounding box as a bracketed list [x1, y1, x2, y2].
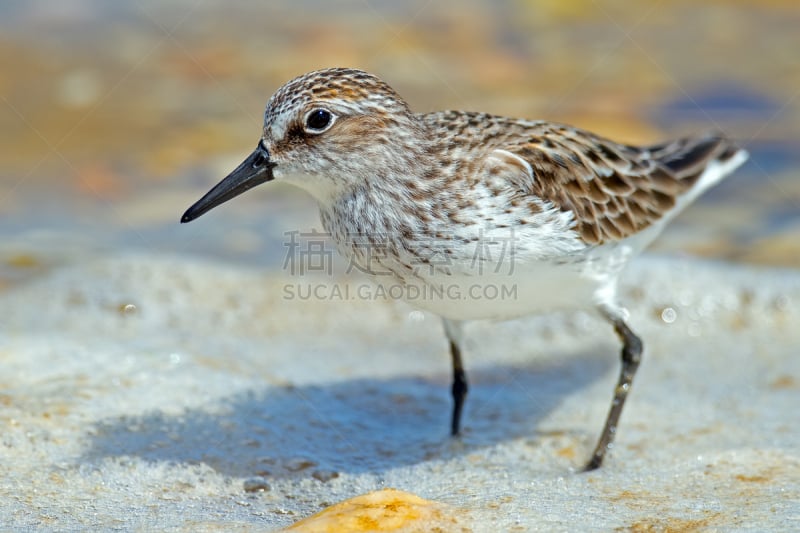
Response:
[382, 261, 604, 321]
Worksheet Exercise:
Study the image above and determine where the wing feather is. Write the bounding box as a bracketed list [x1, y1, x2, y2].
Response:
[421, 111, 746, 246]
[497, 128, 746, 244]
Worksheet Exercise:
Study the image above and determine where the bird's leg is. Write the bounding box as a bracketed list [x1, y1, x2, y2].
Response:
[448, 337, 468, 436]
[442, 319, 468, 436]
[584, 318, 643, 471]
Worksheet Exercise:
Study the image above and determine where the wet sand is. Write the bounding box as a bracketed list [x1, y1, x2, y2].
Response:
[1, 250, 797, 530]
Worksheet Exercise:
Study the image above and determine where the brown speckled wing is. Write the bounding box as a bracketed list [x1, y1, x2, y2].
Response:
[501, 127, 742, 245]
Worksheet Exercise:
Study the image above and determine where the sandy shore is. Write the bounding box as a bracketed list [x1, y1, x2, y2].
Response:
[1, 251, 798, 531]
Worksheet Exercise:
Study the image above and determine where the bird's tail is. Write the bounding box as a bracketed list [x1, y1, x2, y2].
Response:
[647, 132, 749, 196]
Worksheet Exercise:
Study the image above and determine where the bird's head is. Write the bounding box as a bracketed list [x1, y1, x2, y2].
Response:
[181, 68, 422, 223]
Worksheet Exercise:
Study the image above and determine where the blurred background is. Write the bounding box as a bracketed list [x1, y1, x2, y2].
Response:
[1, 0, 798, 285]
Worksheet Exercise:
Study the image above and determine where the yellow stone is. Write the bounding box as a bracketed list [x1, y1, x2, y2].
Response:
[284, 489, 467, 532]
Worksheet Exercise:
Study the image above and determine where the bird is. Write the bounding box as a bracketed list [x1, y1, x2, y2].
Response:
[181, 67, 748, 470]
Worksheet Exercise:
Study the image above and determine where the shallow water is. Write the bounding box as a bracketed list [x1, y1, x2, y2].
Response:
[1, 1, 798, 278]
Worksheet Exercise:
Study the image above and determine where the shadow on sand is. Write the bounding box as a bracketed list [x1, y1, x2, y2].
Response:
[83, 353, 610, 478]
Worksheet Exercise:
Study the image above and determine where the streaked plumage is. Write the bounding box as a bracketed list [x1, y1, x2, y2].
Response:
[182, 68, 748, 470]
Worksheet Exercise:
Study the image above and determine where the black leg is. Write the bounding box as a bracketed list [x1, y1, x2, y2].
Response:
[449, 339, 468, 436]
[584, 319, 643, 471]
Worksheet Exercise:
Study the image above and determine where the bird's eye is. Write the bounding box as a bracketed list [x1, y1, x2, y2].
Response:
[305, 109, 333, 132]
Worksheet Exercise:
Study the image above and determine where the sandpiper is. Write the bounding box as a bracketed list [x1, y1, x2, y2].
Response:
[181, 68, 748, 470]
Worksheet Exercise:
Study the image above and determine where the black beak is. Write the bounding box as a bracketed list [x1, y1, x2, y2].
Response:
[181, 142, 275, 223]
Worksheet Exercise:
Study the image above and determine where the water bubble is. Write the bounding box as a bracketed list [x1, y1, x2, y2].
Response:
[169, 353, 181, 365]
[660, 307, 677, 324]
[119, 303, 137, 315]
